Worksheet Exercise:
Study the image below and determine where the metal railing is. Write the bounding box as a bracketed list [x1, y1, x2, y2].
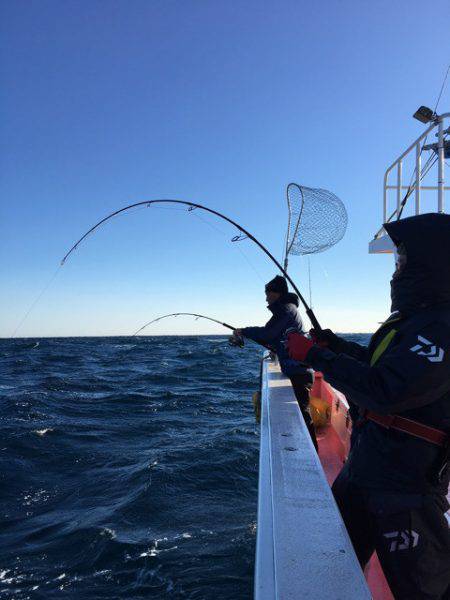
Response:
[381, 112, 450, 228]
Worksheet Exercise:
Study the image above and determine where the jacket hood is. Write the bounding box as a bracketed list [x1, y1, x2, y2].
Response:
[384, 213, 450, 314]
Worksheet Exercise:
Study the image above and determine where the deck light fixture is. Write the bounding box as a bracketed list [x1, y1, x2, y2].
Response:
[413, 106, 435, 124]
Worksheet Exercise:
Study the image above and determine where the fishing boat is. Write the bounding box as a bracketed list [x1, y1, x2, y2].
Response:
[254, 108, 450, 599]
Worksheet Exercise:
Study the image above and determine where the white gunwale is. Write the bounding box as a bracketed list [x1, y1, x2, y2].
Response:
[254, 355, 371, 600]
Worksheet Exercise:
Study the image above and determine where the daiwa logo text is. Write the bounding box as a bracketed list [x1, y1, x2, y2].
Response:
[383, 530, 419, 552]
[410, 336, 444, 363]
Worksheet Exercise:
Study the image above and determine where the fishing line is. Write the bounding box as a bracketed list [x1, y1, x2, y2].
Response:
[394, 154, 438, 221]
[10, 205, 191, 337]
[189, 211, 265, 283]
[233, 245, 265, 284]
[433, 63, 450, 114]
[10, 265, 62, 338]
[307, 256, 312, 308]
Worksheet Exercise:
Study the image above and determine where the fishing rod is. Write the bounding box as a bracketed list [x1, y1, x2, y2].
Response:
[133, 312, 235, 336]
[132, 312, 275, 351]
[61, 199, 322, 331]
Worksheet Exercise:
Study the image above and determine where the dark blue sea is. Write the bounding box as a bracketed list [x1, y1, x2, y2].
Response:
[0, 334, 370, 599]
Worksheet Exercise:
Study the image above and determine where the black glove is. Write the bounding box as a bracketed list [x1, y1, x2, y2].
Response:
[309, 328, 341, 352]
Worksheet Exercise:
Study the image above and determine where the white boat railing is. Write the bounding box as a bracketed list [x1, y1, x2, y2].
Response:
[369, 111, 449, 254]
[254, 355, 371, 600]
[383, 111, 449, 224]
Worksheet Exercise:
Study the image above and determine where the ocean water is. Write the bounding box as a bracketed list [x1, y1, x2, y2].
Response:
[0, 334, 370, 599]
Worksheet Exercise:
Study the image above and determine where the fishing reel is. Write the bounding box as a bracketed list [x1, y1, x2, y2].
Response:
[228, 334, 245, 348]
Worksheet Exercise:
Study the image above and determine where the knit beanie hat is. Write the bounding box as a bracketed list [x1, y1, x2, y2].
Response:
[265, 275, 288, 295]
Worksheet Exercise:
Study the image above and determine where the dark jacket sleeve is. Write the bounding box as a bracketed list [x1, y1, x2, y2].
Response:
[306, 321, 450, 414]
[241, 308, 297, 346]
[332, 338, 369, 361]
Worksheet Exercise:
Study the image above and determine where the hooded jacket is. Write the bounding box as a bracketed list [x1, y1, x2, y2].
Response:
[305, 213, 450, 494]
[241, 292, 303, 347]
[389, 213, 450, 314]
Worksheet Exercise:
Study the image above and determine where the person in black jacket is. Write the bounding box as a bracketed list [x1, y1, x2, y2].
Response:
[231, 275, 318, 449]
[286, 213, 450, 599]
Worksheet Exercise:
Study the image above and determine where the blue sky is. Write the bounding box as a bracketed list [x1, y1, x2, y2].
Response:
[1, 0, 449, 337]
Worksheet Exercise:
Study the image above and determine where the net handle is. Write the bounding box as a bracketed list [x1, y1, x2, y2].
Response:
[285, 183, 306, 260]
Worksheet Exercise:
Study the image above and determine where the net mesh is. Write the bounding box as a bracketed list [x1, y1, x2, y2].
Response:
[286, 183, 348, 256]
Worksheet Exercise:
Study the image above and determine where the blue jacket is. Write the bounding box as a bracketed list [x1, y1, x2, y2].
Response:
[241, 293, 310, 378]
[241, 292, 303, 347]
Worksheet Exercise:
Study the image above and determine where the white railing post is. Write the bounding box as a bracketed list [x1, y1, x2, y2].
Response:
[415, 143, 421, 214]
[397, 162, 402, 216]
[383, 173, 388, 223]
[437, 117, 445, 212]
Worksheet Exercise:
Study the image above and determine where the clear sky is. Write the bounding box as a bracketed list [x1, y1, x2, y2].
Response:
[1, 0, 449, 337]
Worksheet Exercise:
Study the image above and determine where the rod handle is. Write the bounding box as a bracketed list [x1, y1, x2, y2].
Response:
[306, 308, 321, 333]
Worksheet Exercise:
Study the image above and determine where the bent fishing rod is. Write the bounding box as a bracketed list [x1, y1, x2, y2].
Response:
[61, 199, 321, 331]
[133, 313, 275, 351]
[133, 312, 235, 336]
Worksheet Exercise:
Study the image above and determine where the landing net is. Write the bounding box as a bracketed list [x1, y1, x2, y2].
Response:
[285, 183, 348, 257]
